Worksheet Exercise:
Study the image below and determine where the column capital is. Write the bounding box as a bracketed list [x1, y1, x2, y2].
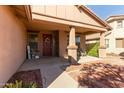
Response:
[100, 32, 105, 35]
[69, 26, 75, 29]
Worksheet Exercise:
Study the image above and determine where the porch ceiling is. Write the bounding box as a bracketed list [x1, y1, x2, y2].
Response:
[26, 19, 103, 34]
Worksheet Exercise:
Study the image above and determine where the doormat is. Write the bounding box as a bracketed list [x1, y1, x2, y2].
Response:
[7, 69, 43, 88]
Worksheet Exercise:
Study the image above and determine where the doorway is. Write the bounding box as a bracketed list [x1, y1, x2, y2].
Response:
[43, 34, 52, 56]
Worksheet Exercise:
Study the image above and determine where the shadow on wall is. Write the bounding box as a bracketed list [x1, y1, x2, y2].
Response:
[77, 62, 124, 88]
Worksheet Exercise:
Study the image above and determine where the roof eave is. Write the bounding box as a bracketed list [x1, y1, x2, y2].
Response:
[24, 5, 32, 21]
[79, 5, 112, 31]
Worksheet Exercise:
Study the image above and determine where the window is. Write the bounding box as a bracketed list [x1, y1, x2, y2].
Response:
[28, 31, 39, 54]
[117, 20, 123, 28]
[116, 38, 124, 48]
[105, 39, 109, 48]
[76, 36, 80, 48]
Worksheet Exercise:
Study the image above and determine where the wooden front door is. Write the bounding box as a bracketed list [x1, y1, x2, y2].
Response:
[43, 34, 52, 56]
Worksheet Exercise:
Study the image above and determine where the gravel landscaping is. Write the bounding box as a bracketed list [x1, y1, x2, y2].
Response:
[66, 62, 124, 88]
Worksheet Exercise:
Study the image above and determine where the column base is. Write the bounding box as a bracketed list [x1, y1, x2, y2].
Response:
[67, 45, 78, 65]
[99, 47, 106, 58]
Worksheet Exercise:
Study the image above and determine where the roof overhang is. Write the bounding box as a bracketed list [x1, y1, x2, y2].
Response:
[78, 5, 112, 30]
[16, 5, 112, 33]
[24, 5, 32, 21]
[31, 12, 108, 32]
[106, 15, 124, 23]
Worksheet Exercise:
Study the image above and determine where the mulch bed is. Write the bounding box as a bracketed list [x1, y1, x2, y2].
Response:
[7, 69, 43, 88]
[67, 62, 124, 88]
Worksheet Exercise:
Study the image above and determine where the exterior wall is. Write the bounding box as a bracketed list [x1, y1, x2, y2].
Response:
[105, 20, 124, 54]
[0, 6, 26, 87]
[86, 33, 100, 44]
[86, 33, 100, 40]
[86, 39, 99, 44]
[59, 31, 67, 58]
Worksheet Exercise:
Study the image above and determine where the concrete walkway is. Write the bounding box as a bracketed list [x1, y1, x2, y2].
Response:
[78, 55, 124, 66]
[18, 57, 78, 88]
[48, 69, 78, 88]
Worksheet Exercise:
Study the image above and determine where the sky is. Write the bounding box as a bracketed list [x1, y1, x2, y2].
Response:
[87, 5, 124, 20]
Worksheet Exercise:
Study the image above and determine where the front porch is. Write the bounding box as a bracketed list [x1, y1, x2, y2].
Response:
[25, 5, 111, 64]
[18, 57, 78, 88]
[26, 18, 107, 65]
[26, 28, 87, 62]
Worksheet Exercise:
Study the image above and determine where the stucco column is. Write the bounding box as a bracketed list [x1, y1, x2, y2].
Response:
[67, 26, 78, 64]
[99, 32, 106, 57]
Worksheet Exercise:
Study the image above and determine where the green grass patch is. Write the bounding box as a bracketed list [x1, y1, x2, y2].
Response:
[86, 42, 99, 57]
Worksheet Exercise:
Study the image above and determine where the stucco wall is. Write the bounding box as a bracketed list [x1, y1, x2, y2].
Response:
[105, 20, 124, 54]
[59, 31, 67, 58]
[0, 6, 26, 87]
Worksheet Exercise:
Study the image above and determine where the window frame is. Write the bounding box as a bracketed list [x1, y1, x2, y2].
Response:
[105, 39, 109, 48]
[117, 20, 123, 28]
[116, 38, 124, 48]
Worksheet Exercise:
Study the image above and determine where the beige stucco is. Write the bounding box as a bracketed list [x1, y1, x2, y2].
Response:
[59, 31, 68, 58]
[99, 32, 106, 57]
[86, 33, 100, 40]
[67, 27, 78, 64]
[105, 17, 124, 54]
[0, 6, 26, 87]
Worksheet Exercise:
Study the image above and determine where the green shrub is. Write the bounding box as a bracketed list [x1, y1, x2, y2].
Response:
[4, 80, 37, 88]
[86, 42, 99, 57]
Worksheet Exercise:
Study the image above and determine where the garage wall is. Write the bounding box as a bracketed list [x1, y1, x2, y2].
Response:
[0, 6, 27, 87]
